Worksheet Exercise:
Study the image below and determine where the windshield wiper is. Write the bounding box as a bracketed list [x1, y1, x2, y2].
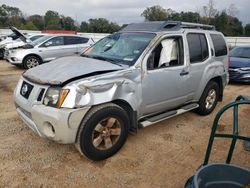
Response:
[82, 54, 123, 67]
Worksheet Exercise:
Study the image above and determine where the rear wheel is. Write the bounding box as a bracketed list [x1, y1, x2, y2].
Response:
[196, 81, 219, 115]
[76, 103, 129, 161]
[23, 55, 41, 69]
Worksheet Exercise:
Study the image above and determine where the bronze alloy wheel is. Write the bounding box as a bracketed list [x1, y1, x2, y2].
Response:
[205, 89, 216, 110]
[76, 103, 129, 160]
[92, 117, 122, 150]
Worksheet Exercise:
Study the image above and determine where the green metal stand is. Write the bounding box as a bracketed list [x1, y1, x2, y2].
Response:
[203, 95, 250, 165]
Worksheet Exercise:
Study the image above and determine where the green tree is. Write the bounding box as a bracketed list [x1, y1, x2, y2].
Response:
[28, 15, 44, 30]
[20, 21, 38, 30]
[87, 18, 120, 33]
[61, 16, 76, 30]
[0, 4, 23, 28]
[215, 11, 243, 36]
[141, 5, 173, 21]
[44, 10, 61, 30]
[170, 11, 200, 23]
[245, 24, 250, 36]
[79, 21, 88, 32]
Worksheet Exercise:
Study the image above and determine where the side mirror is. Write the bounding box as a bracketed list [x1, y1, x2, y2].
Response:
[44, 41, 52, 47]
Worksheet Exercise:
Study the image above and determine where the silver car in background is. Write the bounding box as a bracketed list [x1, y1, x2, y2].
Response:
[6, 34, 94, 69]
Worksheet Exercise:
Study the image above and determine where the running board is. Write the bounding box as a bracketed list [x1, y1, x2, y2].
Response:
[139, 103, 199, 128]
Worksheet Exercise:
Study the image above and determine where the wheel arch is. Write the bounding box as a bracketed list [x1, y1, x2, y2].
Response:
[112, 99, 138, 134]
[209, 76, 223, 101]
[22, 53, 43, 65]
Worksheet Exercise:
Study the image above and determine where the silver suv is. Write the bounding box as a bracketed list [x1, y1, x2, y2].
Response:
[14, 21, 229, 160]
[6, 34, 94, 69]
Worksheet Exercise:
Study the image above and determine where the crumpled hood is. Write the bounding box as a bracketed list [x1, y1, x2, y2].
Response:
[23, 56, 123, 85]
[229, 57, 250, 68]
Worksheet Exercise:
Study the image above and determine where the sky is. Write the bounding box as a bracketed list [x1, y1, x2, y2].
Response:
[1, 0, 250, 25]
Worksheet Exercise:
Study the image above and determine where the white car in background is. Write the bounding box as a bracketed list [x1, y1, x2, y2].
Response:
[0, 27, 46, 59]
[4, 34, 46, 50]
[6, 34, 94, 69]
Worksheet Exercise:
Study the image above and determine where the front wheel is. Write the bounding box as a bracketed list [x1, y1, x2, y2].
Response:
[23, 55, 41, 69]
[75, 103, 129, 161]
[196, 81, 219, 115]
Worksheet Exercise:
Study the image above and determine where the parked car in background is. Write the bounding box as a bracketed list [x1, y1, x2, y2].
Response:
[0, 27, 26, 58]
[6, 34, 94, 69]
[0, 26, 46, 59]
[2, 34, 46, 59]
[14, 21, 228, 160]
[229, 46, 250, 82]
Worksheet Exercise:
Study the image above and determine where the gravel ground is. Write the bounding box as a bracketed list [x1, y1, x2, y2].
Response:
[0, 60, 249, 188]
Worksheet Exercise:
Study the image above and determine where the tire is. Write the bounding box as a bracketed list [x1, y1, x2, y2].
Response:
[75, 103, 129, 161]
[23, 55, 41, 69]
[196, 81, 219, 115]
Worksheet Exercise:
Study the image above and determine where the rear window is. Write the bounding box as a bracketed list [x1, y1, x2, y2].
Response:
[187, 33, 209, 63]
[210, 34, 227, 56]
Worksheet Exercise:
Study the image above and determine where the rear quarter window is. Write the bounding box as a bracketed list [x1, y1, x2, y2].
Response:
[78, 37, 89, 44]
[64, 36, 89, 45]
[210, 34, 227, 56]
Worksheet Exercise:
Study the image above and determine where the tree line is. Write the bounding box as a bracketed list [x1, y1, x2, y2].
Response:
[0, 1, 250, 36]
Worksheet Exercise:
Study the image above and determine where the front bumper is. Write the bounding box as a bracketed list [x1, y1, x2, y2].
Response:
[14, 77, 91, 144]
[15, 103, 90, 144]
[6, 56, 23, 64]
[229, 69, 250, 82]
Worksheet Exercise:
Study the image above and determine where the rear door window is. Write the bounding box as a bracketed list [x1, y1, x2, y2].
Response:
[210, 34, 227, 56]
[187, 33, 209, 63]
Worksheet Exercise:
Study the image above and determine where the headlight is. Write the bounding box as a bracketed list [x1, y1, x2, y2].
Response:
[43, 87, 69, 108]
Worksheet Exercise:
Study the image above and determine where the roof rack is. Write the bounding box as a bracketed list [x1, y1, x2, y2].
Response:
[121, 21, 215, 32]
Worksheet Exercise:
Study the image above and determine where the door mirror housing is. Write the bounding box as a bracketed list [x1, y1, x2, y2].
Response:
[44, 41, 52, 47]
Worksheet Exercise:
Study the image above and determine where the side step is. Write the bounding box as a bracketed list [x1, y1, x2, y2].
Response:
[139, 103, 199, 128]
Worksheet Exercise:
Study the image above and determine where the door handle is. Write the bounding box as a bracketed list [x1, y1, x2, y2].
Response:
[180, 70, 189, 76]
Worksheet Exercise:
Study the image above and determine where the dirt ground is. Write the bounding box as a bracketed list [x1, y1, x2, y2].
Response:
[0, 60, 249, 188]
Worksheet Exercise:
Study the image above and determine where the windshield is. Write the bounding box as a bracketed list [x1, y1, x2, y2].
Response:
[230, 47, 250, 59]
[29, 35, 44, 41]
[82, 32, 155, 66]
[31, 35, 53, 46]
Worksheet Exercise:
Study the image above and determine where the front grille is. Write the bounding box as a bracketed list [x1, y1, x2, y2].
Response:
[229, 68, 240, 78]
[4, 49, 9, 57]
[37, 88, 45, 101]
[0, 48, 4, 58]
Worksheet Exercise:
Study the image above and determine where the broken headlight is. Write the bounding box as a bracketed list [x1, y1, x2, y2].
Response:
[43, 87, 70, 108]
[43, 87, 61, 107]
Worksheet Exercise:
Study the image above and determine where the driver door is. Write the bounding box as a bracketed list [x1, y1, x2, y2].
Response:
[38, 36, 65, 62]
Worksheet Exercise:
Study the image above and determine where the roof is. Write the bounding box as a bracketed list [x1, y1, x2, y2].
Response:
[121, 21, 215, 32]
